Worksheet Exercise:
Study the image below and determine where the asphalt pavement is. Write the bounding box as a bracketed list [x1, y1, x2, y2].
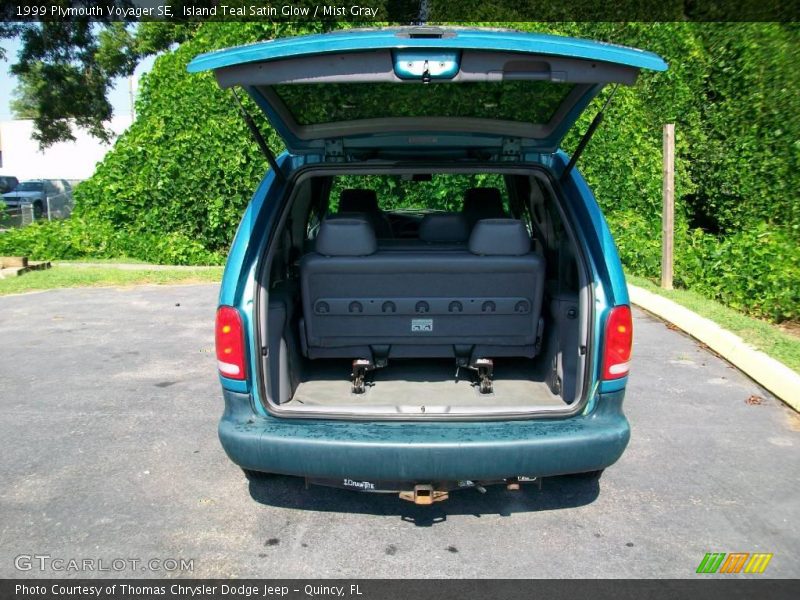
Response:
[0, 284, 797, 578]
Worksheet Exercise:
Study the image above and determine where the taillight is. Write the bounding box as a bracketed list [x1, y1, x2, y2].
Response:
[602, 305, 633, 380]
[215, 306, 246, 380]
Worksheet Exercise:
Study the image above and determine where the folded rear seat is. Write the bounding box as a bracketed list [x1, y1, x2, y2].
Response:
[300, 217, 546, 361]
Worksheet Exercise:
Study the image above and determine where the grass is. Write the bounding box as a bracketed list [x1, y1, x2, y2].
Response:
[54, 257, 152, 265]
[626, 273, 800, 374]
[0, 265, 223, 296]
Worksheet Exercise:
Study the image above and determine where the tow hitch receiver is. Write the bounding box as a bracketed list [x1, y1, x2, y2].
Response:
[306, 477, 541, 503]
[399, 484, 449, 505]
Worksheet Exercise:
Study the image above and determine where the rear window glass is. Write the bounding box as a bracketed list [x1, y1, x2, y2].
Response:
[271, 81, 576, 126]
[329, 174, 507, 213]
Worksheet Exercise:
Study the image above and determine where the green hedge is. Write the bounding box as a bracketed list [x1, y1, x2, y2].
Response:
[1, 22, 797, 322]
[0, 217, 223, 265]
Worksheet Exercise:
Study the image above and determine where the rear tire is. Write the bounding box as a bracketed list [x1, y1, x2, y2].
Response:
[32, 202, 43, 220]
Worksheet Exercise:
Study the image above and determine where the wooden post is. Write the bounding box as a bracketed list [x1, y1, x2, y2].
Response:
[661, 124, 675, 290]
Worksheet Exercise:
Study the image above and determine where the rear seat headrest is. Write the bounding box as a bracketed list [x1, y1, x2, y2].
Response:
[315, 218, 377, 257]
[418, 213, 470, 243]
[469, 219, 531, 256]
[462, 187, 506, 220]
[339, 189, 380, 213]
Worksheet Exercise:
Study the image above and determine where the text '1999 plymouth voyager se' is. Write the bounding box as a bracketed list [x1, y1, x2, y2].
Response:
[189, 27, 667, 504]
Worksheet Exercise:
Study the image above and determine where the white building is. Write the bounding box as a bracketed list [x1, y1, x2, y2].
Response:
[0, 115, 132, 182]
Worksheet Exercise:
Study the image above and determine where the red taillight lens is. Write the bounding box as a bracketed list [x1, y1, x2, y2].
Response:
[602, 305, 633, 380]
[215, 306, 246, 380]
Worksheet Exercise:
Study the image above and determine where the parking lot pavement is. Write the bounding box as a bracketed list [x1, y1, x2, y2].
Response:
[0, 284, 797, 578]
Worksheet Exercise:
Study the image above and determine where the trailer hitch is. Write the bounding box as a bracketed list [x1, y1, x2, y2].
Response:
[399, 484, 449, 505]
[306, 477, 542, 503]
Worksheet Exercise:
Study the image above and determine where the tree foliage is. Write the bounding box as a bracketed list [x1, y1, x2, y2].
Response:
[9, 69, 39, 119]
[1, 21, 798, 322]
[1, 15, 198, 146]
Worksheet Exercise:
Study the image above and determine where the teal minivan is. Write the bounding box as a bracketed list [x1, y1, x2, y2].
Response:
[189, 27, 666, 503]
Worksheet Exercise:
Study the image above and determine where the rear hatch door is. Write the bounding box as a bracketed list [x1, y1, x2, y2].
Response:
[188, 27, 667, 159]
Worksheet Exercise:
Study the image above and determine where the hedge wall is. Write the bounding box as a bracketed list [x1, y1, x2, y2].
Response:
[1, 22, 797, 322]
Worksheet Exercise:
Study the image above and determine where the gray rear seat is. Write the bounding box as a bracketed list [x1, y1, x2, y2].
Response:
[337, 188, 393, 239]
[462, 187, 507, 229]
[300, 217, 546, 361]
[378, 213, 469, 252]
[419, 212, 470, 243]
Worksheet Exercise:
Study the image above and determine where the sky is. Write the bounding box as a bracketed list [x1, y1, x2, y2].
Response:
[0, 35, 156, 121]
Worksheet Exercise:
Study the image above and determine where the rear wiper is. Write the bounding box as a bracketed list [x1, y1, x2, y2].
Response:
[560, 85, 619, 182]
[231, 87, 286, 184]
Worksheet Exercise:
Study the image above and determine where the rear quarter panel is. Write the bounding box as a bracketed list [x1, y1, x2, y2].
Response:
[217, 153, 304, 404]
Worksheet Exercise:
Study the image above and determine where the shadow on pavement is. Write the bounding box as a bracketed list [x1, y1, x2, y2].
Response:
[247, 473, 600, 526]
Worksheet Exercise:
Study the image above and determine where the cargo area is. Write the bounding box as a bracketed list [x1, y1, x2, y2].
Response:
[287, 358, 564, 411]
[257, 168, 590, 419]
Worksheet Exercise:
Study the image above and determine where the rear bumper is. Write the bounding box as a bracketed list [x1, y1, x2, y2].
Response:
[218, 390, 630, 481]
